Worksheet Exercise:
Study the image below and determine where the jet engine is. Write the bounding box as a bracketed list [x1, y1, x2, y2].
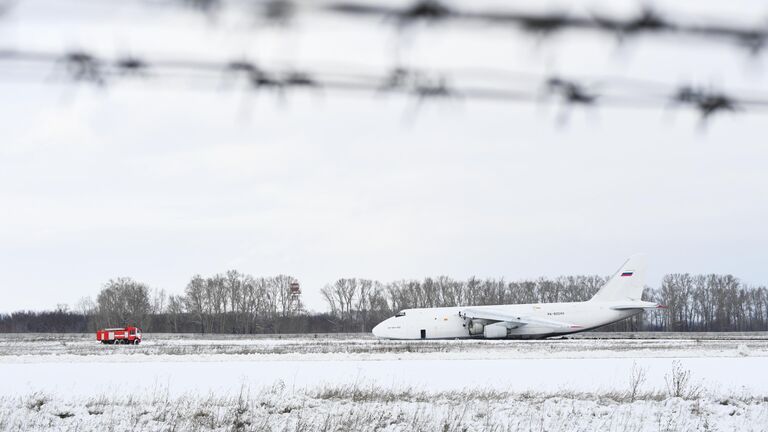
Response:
[467, 319, 508, 338]
[482, 322, 508, 339]
[467, 320, 484, 336]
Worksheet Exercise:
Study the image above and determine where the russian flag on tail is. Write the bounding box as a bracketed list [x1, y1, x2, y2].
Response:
[621, 271, 634, 277]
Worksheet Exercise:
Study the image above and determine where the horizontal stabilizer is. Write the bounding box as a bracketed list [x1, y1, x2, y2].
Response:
[610, 301, 666, 310]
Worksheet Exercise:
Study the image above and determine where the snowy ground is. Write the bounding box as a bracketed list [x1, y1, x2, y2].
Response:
[2, 332, 766, 360]
[1, 333, 767, 431]
[3, 385, 767, 431]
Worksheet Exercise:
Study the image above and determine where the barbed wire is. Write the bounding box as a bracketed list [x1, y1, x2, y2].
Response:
[0, 0, 766, 54]
[5, 0, 761, 55]
[326, 1, 768, 54]
[1, 47, 767, 125]
[0, 1, 765, 127]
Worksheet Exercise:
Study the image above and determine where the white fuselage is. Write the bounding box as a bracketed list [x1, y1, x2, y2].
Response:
[372, 301, 641, 340]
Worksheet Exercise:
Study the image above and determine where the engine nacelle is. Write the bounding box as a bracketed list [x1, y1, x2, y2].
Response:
[483, 323, 508, 339]
[468, 320, 484, 336]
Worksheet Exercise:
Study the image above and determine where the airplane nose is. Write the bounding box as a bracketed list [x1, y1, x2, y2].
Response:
[372, 321, 383, 338]
[372, 317, 394, 338]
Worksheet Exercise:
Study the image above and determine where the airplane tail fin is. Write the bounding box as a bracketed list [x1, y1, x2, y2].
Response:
[590, 254, 647, 302]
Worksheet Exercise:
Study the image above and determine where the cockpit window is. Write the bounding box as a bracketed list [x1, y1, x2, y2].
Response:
[395, 311, 406, 317]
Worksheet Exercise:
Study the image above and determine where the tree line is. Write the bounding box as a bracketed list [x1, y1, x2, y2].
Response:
[1, 271, 767, 333]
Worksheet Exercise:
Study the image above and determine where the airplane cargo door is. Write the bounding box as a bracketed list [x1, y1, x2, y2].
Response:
[420, 329, 426, 340]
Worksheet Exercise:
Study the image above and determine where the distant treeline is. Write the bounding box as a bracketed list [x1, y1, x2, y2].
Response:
[1, 272, 766, 333]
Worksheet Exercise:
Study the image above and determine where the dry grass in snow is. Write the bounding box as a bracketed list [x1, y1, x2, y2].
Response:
[2, 364, 767, 432]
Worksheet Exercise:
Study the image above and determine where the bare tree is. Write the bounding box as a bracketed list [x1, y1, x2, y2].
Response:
[167, 294, 186, 333]
[273, 274, 295, 317]
[96, 277, 151, 329]
[224, 270, 244, 332]
[184, 275, 207, 333]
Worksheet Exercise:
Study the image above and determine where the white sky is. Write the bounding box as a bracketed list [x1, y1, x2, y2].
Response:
[1, 0, 767, 312]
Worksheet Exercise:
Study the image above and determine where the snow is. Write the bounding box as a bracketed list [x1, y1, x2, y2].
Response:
[2, 332, 767, 361]
[1, 385, 767, 431]
[2, 333, 767, 431]
[2, 357, 767, 398]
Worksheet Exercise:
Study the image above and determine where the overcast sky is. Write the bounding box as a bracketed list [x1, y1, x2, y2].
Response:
[1, 0, 767, 313]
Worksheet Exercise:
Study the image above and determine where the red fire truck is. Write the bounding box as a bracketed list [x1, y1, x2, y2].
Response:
[96, 326, 142, 344]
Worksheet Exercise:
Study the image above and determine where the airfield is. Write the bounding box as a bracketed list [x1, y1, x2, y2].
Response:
[1, 333, 767, 431]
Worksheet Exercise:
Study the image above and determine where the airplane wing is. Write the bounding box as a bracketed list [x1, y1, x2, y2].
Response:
[461, 307, 583, 330]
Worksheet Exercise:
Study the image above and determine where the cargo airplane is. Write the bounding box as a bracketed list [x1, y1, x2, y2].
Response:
[372, 254, 664, 339]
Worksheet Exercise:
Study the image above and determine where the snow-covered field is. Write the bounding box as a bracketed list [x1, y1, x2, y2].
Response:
[1, 333, 767, 431]
[2, 332, 766, 360]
